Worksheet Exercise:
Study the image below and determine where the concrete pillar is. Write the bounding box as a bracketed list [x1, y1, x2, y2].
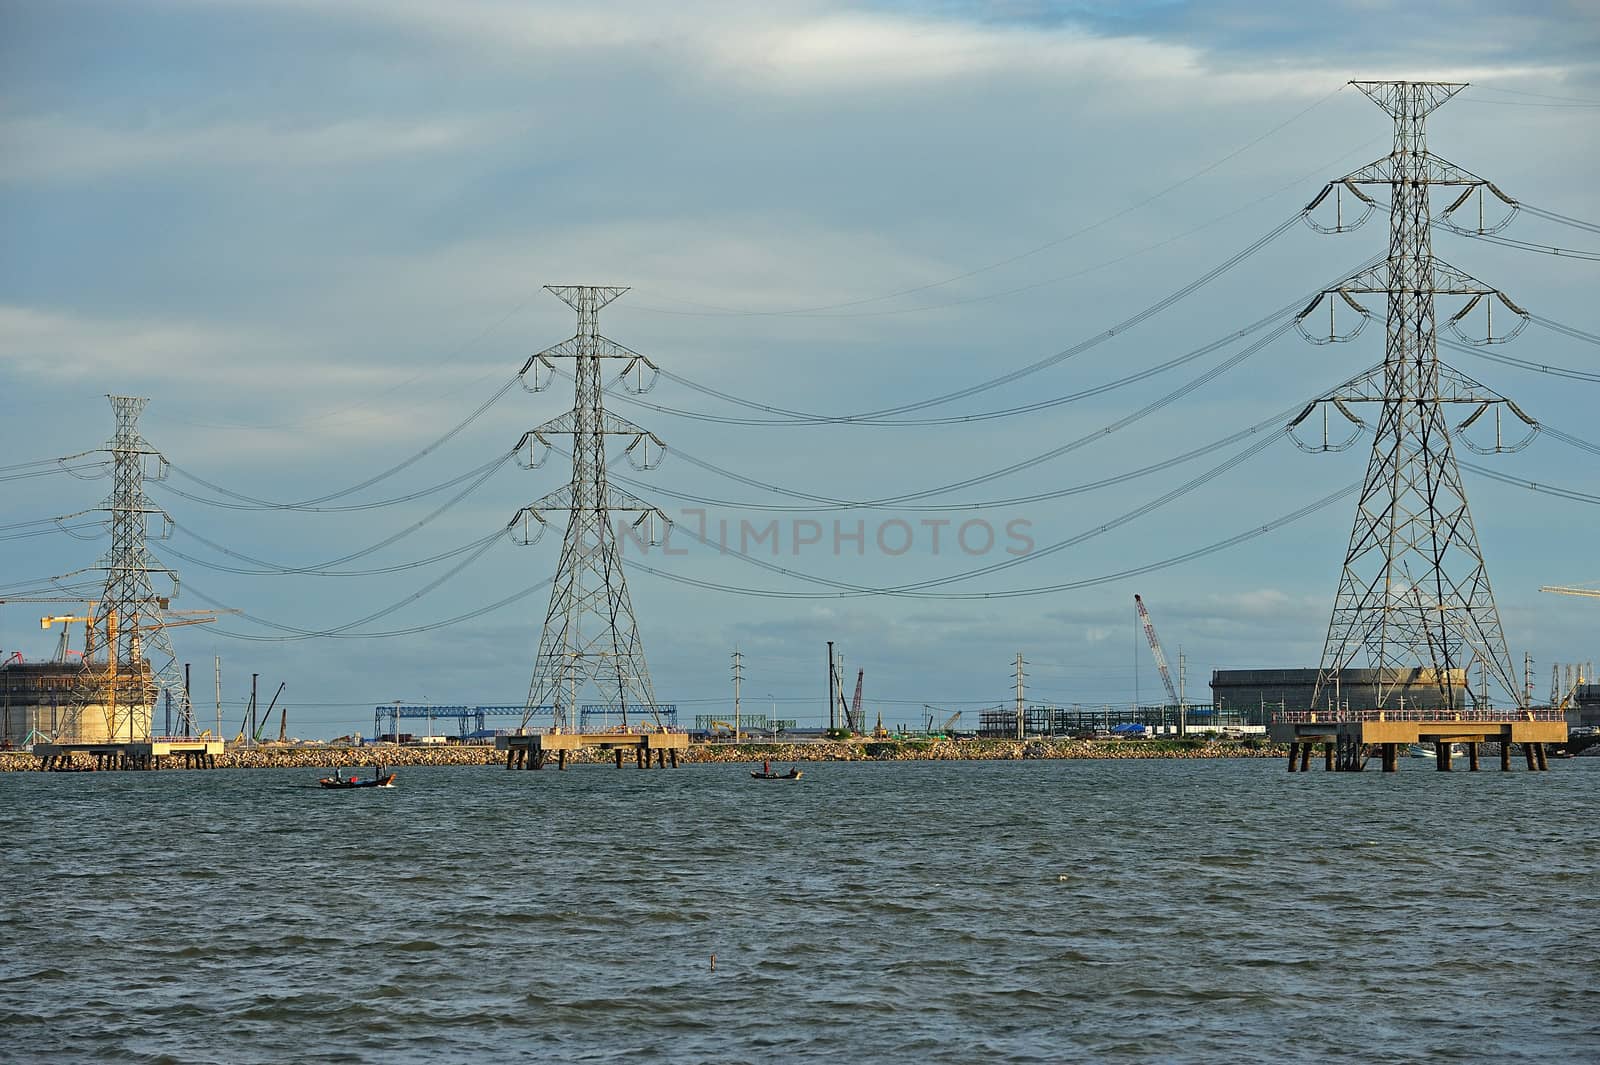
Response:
[615, 749, 624, 769]
[1287, 743, 1299, 772]
[557, 749, 567, 771]
[1435, 740, 1451, 771]
[670, 748, 679, 768]
[1468, 743, 1480, 771]
[1324, 742, 1334, 771]
[1299, 743, 1312, 772]
[1535, 743, 1549, 771]
[1524, 742, 1537, 770]
[1500, 742, 1511, 771]
[1382, 743, 1397, 772]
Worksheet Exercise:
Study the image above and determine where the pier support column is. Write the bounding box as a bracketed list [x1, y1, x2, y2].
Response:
[557, 750, 567, 771]
[1299, 743, 1312, 772]
[1287, 743, 1299, 772]
[1535, 743, 1549, 771]
[1523, 742, 1537, 770]
[1468, 743, 1480, 771]
[615, 749, 624, 769]
[1324, 742, 1334, 771]
[1435, 740, 1451, 771]
[1500, 742, 1511, 771]
[1382, 743, 1397, 772]
[670, 748, 679, 768]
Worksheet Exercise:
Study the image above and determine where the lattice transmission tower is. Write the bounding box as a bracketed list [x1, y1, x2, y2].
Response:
[63, 395, 190, 742]
[511, 286, 668, 733]
[1293, 81, 1538, 711]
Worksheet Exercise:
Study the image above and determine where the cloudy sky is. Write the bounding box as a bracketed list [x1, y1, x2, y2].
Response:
[3, 0, 1598, 735]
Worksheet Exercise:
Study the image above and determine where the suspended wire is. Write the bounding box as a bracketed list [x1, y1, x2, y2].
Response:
[1460, 462, 1600, 505]
[0, 509, 99, 533]
[657, 427, 1294, 598]
[0, 450, 101, 474]
[1539, 423, 1600, 459]
[0, 522, 104, 543]
[154, 450, 515, 513]
[1471, 86, 1600, 106]
[609, 397, 1308, 514]
[195, 573, 556, 642]
[629, 83, 1348, 318]
[628, 482, 1359, 602]
[625, 301, 1296, 428]
[1444, 227, 1600, 261]
[167, 531, 509, 641]
[0, 461, 111, 484]
[163, 455, 511, 575]
[651, 320, 1298, 511]
[1531, 314, 1600, 347]
[162, 374, 519, 510]
[1439, 337, 1600, 384]
[1520, 204, 1600, 236]
[157, 527, 508, 578]
[646, 214, 1312, 425]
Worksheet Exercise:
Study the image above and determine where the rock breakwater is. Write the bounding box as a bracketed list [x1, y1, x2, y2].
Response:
[0, 737, 1282, 772]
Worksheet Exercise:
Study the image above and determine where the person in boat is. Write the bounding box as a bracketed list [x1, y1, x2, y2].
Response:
[762, 758, 771, 776]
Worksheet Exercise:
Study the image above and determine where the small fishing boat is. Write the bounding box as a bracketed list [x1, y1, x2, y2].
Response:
[750, 767, 802, 780]
[1406, 743, 1462, 759]
[318, 767, 396, 789]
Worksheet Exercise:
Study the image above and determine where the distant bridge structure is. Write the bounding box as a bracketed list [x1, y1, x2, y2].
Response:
[374, 702, 676, 740]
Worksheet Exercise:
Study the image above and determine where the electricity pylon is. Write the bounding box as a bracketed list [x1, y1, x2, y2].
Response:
[63, 396, 188, 742]
[1293, 81, 1536, 711]
[511, 286, 668, 733]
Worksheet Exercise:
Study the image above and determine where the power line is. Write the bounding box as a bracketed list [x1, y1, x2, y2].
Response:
[628, 482, 1358, 602]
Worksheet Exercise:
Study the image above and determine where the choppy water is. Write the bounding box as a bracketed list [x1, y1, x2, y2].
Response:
[2, 758, 1597, 1064]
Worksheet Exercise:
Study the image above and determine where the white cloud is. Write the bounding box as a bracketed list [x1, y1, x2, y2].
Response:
[0, 115, 488, 183]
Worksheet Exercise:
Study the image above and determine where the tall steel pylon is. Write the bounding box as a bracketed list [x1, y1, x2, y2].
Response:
[511, 286, 668, 733]
[63, 395, 187, 742]
[1294, 81, 1537, 711]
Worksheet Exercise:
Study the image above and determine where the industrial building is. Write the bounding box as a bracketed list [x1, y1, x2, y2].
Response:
[1210, 667, 1473, 716]
[0, 659, 153, 746]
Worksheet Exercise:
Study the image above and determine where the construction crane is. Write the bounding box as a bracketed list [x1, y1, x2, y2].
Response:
[1134, 593, 1181, 714]
[848, 669, 866, 734]
[1541, 585, 1600, 599]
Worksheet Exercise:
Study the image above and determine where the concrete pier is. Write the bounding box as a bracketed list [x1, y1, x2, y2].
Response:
[496, 730, 689, 771]
[33, 737, 224, 771]
[1269, 709, 1566, 774]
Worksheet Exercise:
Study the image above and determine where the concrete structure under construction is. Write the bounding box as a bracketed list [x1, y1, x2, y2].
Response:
[1211, 668, 1473, 717]
[497, 729, 688, 770]
[0, 660, 154, 746]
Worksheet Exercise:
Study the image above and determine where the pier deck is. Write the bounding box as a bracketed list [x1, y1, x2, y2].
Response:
[1269, 710, 1567, 772]
[496, 730, 689, 770]
[34, 737, 225, 770]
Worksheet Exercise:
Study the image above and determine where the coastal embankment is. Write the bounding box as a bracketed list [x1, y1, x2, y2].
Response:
[0, 737, 1283, 772]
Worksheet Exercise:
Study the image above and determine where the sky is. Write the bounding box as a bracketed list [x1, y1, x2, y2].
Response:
[2, 0, 1598, 736]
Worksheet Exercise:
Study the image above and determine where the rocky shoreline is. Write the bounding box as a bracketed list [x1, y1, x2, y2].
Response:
[0, 737, 1283, 772]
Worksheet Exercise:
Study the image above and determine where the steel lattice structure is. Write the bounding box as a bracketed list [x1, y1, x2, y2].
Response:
[63, 396, 188, 741]
[1295, 81, 1537, 712]
[511, 286, 668, 732]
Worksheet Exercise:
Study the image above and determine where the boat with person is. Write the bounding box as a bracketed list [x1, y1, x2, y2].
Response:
[318, 766, 396, 789]
[750, 759, 802, 781]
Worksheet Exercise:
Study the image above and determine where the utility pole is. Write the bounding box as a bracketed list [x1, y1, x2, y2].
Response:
[826, 640, 835, 731]
[214, 655, 222, 739]
[1295, 81, 1532, 712]
[1524, 652, 1533, 707]
[1014, 653, 1026, 739]
[510, 286, 668, 735]
[731, 648, 744, 741]
[249, 673, 258, 747]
